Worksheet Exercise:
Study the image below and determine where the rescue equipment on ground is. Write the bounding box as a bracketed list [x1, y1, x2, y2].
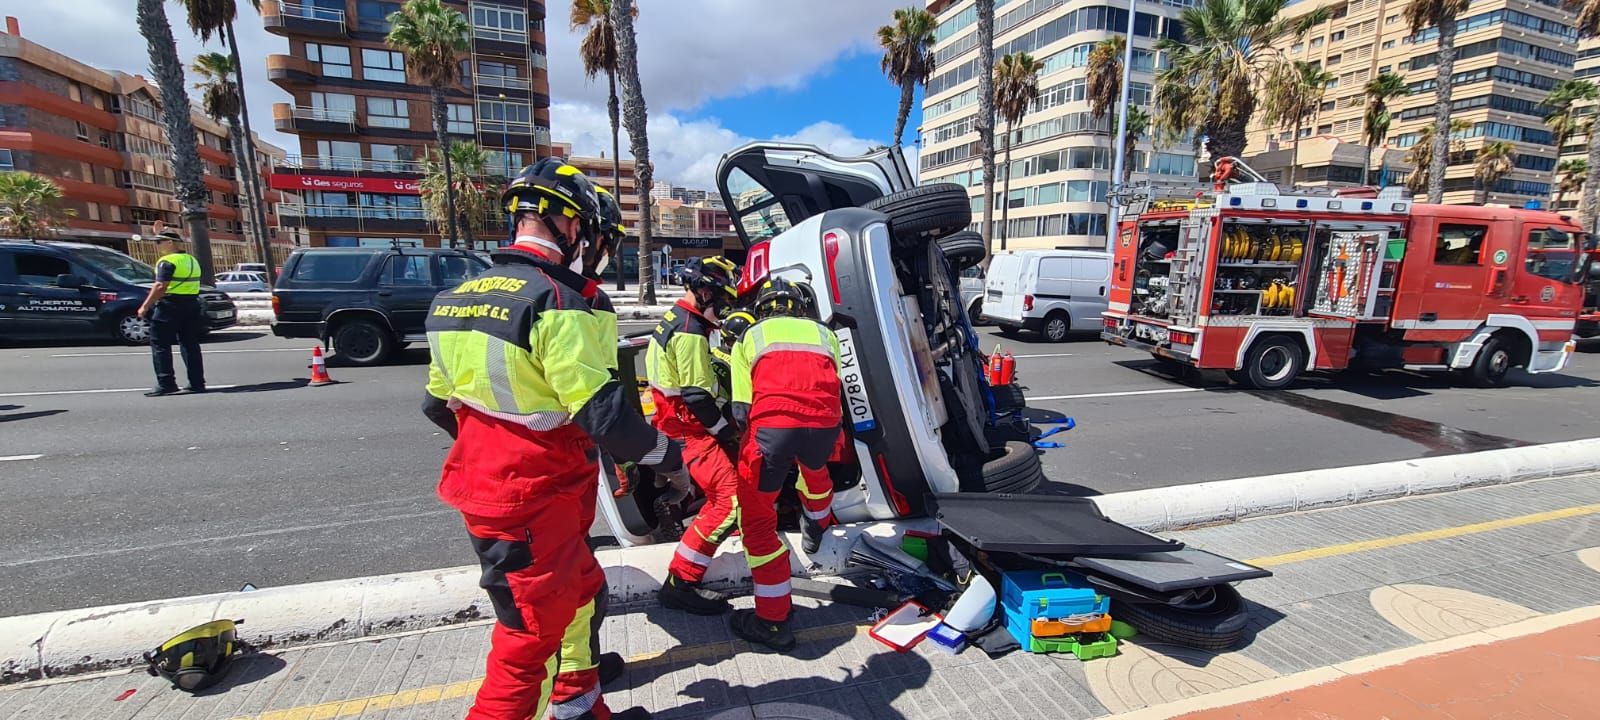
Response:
[986, 344, 1016, 385]
[869, 599, 943, 652]
[144, 619, 243, 692]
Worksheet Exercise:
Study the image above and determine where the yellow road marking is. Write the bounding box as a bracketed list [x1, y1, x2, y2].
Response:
[1247, 502, 1600, 567]
[231, 501, 1600, 720]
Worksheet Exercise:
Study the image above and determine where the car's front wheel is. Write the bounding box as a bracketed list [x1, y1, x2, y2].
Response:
[1041, 312, 1071, 342]
[331, 318, 394, 366]
[113, 312, 150, 345]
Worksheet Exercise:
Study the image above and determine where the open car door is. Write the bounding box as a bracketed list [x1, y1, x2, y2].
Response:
[718, 142, 915, 247]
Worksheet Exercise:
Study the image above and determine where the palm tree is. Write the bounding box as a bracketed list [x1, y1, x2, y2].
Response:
[180, 0, 272, 281]
[1472, 141, 1515, 204]
[572, 0, 629, 290]
[994, 52, 1042, 250]
[1361, 72, 1409, 185]
[877, 7, 938, 148]
[976, 0, 996, 257]
[1543, 82, 1598, 205]
[610, 0, 658, 304]
[1556, 158, 1587, 209]
[0, 172, 77, 239]
[191, 52, 275, 285]
[1574, 1, 1600, 229]
[136, 0, 214, 283]
[1117, 106, 1151, 188]
[1261, 60, 1333, 186]
[1153, 0, 1327, 162]
[421, 141, 495, 247]
[386, 0, 469, 248]
[1406, 0, 1471, 204]
[1086, 36, 1125, 122]
[1405, 118, 1470, 196]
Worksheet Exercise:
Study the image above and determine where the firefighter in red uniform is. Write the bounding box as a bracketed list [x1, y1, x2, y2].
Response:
[422, 159, 688, 720]
[726, 278, 844, 651]
[649, 256, 745, 616]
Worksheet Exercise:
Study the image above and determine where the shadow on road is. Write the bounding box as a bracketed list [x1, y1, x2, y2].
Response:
[203, 331, 267, 344]
[0, 404, 67, 423]
[215, 380, 311, 393]
[326, 348, 431, 368]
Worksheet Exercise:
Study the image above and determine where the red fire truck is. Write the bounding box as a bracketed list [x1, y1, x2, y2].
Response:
[1102, 163, 1590, 389]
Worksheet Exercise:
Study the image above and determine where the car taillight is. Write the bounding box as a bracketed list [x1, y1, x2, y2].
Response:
[1023, 294, 1034, 311]
[1170, 331, 1196, 346]
[738, 241, 770, 296]
[271, 294, 280, 318]
[822, 229, 844, 303]
[876, 454, 911, 516]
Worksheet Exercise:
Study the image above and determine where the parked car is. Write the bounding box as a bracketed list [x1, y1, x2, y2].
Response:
[215, 271, 269, 294]
[597, 143, 1045, 546]
[983, 249, 1111, 342]
[270, 246, 488, 365]
[960, 265, 987, 324]
[233, 262, 269, 275]
[0, 240, 236, 344]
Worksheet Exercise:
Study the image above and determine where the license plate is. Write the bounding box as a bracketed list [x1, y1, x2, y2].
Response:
[208, 310, 235, 320]
[834, 327, 877, 433]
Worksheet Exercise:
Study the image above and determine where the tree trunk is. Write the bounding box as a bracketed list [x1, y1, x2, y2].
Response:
[609, 70, 625, 291]
[224, 22, 274, 285]
[1000, 120, 1013, 250]
[1557, 186, 1569, 210]
[893, 80, 915, 147]
[1288, 119, 1301, 186]
[1363, 142, 1375, 186]
[612, 0, 655, 305]
[1428, 16, 1457, 204]
[1584, 125, 1600, 233]
[976, 0, 996, 263]
[431, 87, 461, 248]
[136, 0, 213, 284]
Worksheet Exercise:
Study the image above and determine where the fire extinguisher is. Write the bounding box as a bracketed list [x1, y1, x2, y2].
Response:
[988, 345, 1006, 385]
[998, 351, 1017, 385]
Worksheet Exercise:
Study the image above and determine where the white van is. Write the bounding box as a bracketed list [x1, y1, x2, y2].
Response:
[982, 249, 1110, 342]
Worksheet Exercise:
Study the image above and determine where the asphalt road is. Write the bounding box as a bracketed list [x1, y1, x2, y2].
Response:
[2, 322, 1598, 616]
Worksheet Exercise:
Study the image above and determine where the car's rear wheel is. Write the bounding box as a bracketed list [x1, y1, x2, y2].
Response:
[938, 231, 985, 272]
[866, 184, 972, 247]
[964, 441, 1045, 494]
[331, 318, 394, 366]
[1041, 311, 1071, 342]
[113, 312, 150, 345]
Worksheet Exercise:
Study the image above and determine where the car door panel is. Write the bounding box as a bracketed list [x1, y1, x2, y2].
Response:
[379, 254, 437, 337]
[717, 142, 912, 248]
[7, 250, 101, 337]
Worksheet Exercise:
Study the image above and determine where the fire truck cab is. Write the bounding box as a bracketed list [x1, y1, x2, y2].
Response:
[1103, 174, 1590, 389]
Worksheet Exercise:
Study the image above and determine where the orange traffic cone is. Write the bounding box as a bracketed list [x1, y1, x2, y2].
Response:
[309, 346, 334, 386]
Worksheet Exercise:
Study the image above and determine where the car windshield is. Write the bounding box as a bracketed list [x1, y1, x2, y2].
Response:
[74, 247, 157, 284]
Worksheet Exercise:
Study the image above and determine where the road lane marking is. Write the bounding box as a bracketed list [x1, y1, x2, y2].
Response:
[1028, 387, 1205, 401]
[51, 348, 308, 357]
[216, 499, 1597, 720]
[0, 455, 43, 462]
[1012, 353, 1075, 358]
[0, 385, 239, 398]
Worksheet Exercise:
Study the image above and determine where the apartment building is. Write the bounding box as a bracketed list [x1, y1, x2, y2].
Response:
[553, 141, 639, 234]
[920, 0, 1201, 251]
[262, 0, 550, 249]
[0, 17, 290, 266]
[650, 181, 722, 209]
[1553, 38, 1599, 212]
[1245, 0, 1578, 206]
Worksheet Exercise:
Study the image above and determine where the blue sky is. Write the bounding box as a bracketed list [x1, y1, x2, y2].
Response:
[691, 51, 914, 150]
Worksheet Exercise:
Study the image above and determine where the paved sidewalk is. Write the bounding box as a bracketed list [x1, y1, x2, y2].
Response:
[4, 473, 1599, 720]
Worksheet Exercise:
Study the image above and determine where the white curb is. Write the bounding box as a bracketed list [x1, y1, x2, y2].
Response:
[5, 438, 1598, 682]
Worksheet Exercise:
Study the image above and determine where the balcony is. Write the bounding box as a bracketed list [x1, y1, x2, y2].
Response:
[266, 54, 316, 88]
[272, 103, 357, 134]
[281, 154, 427, 175]
[475, 74, 531, 92]
[261, 0, 348, 37]
[277, 203, 429, 232]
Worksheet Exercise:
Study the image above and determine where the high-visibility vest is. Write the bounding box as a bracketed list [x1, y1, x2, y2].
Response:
[645, 301, 724, 436]
[730, 315, 843, 428]
[158, 253, 202, 296]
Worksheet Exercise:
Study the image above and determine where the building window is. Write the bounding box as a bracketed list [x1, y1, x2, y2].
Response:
[306, 43, 352, 78]
[473, 5, 526, 42]
[86, 203, 101, 222]
[447, 104, 474, 134]
[366, 97, 409, 129]
[361, 49, 407, 83]
[0, 149, 14, 171]
[476, 60, 527, 89]
[1311, 37, 1324, 48]
[75, 121, 88, 141]
[110, 205, 122, 223]
[308, 91, 357, 122]
[127, 96, 159, 122]
[1435, 224, 1486, 265]
[356, 0, 402, 33]
[478, 99, 530, 128]
[1330, 30, 1344, 41]
[1326, 54, 1341, 66]
[369, 143, 412, 171]
[1387, 13, 1400, 23]
[316, 139, 362, 169]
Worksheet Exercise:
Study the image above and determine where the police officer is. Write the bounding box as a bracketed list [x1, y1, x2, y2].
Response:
[648, 256, 743, 616]
[421, 159, 687, 720]
[137, 223, 206, 396]
[726, 278, 845, 652]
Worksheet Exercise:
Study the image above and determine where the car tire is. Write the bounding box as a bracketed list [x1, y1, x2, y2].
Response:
[1236, 335, 1304, 390]
[966, 440, 1045, 494]
[1112, 583, 1250, 651]
[1464, 335, 1514, 388]
[991, 382, 1026, 413]
[968, 299, 987, 325]
[113, 312, 150, 345]
[938, 231, 986, 272]
[1041, 311, 1071, 342]
[865, 183, 972, 246]
[331, 318, 394, 366]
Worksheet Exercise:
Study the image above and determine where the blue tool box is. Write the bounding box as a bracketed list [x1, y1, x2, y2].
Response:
[1000, 571, 1109, 620]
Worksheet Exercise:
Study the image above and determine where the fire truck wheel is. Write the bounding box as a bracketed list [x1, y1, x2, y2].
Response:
[1113, 583, 1249, 651]
[865, 183, 973, 247]
[1236, 336, 1304, 390]
[1464, 335, 1515, 388]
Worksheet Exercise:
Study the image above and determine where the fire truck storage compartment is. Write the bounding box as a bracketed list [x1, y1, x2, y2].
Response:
[1211, 220, 1311, 317]
[1131, 222, 1181, 319]
[1300, 223, 1404, 321]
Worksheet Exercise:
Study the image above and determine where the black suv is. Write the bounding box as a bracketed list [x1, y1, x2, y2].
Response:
[271, 246, 488, 365]
[0, 240, 237, 344]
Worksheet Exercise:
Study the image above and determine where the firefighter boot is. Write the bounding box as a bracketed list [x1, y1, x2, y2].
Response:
[729, 609, 796, 652]
[801, 517, 828, 555]
[657, 575, 731, 616]
[575, 707, 651, 720]
[599, 651, 625, 687]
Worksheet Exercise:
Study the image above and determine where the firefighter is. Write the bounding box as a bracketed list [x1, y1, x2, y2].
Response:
[726, 278, 844, 652]
[585, 186, 626, 362]
[422, 158, 688, 720]
[649, 255, 745, 616]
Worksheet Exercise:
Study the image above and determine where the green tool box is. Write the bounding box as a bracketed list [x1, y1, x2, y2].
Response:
[1027, 631, 1118, 660]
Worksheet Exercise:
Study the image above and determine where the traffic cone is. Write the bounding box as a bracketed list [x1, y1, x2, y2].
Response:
[309, 346, 334, 386]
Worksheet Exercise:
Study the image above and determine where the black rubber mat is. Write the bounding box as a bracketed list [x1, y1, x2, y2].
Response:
[1072, 549, 1272, 592]
[932, 494, 1182, 555]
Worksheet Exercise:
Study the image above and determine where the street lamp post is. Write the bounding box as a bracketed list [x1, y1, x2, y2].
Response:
[1108, 0, 1138, 254]
[497, 93, 511, 179]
